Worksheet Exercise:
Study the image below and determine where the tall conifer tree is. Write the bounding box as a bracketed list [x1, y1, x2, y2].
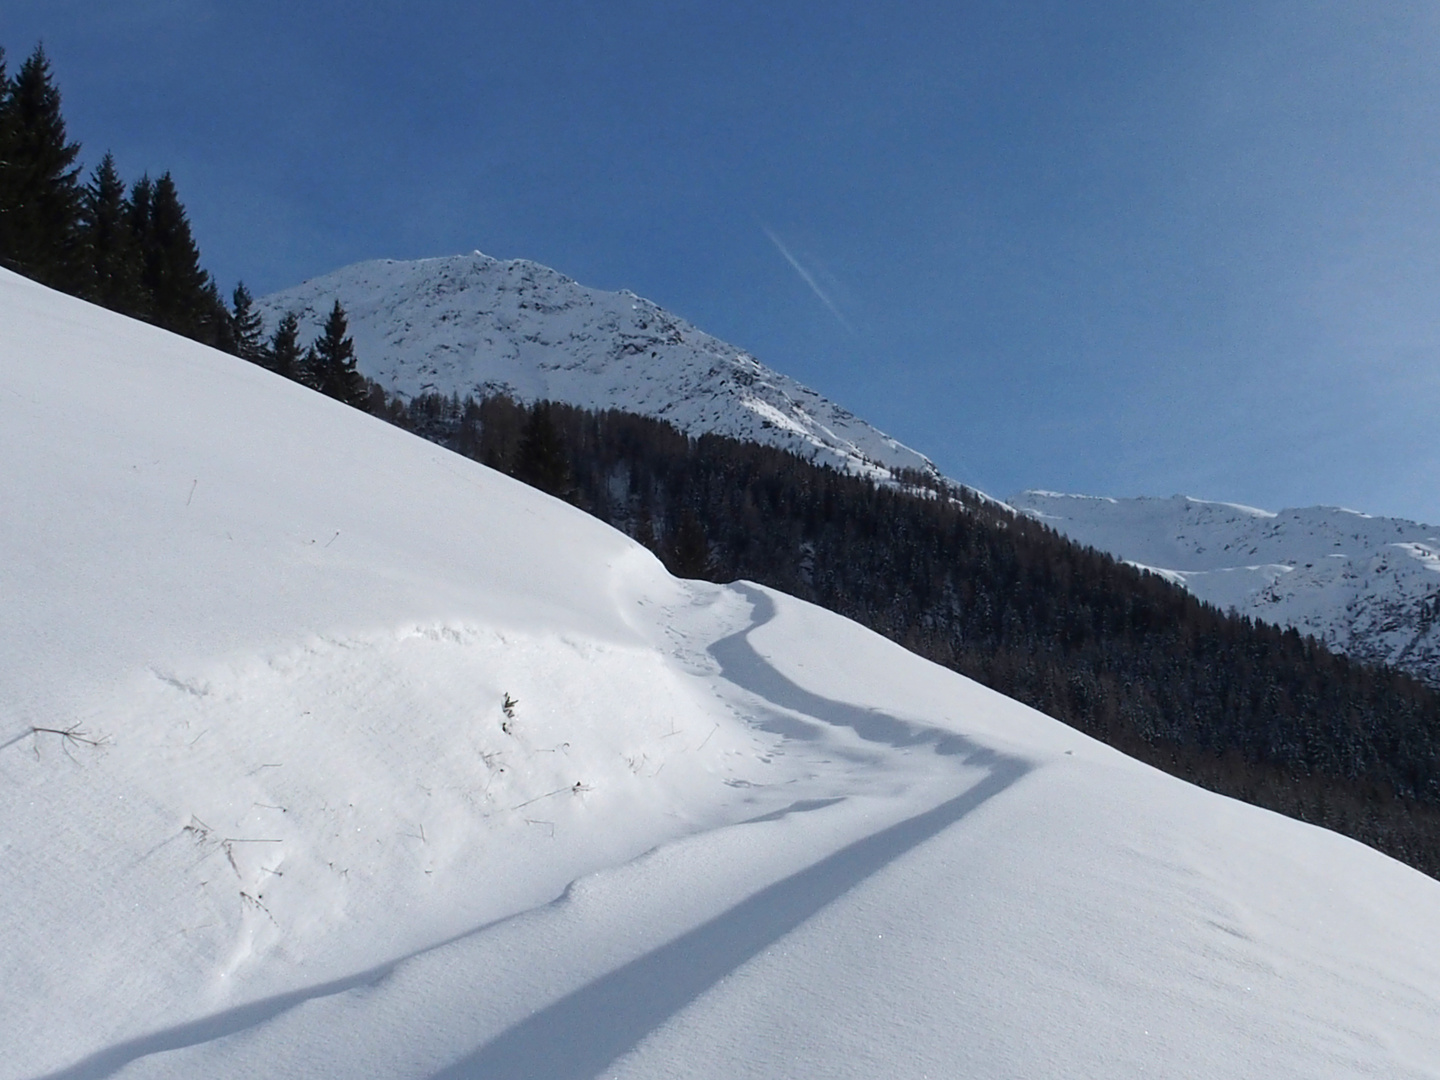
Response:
[230, 282, 265, 363]
[267, 311, 303, 379]
[308, 300, 365, 405]
[0, 47, 15, 253]
[0, 46, 82, 288]
[78, 152, 141, 312]
[125, 175, 155, 320]
[199, 278, 235, 352]
[515, 402, 574, 500]
[137, 172, 212, 338]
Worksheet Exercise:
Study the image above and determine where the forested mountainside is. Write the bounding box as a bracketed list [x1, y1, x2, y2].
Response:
[370, 390, 1440, 879]
[1012, 491, 1440, 688]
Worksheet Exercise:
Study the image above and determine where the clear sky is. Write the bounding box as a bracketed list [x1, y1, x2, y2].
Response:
[8, 1, 1440, 523]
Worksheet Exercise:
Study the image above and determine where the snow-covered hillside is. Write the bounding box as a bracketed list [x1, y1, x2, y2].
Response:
[1011, 491, 1440, 686]
[258, 254, 939, 483]
[6, 268, 1440, 1079]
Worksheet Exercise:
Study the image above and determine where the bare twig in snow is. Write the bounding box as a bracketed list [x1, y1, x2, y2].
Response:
[239, 891, 279, 926]
[510, 786, 569, 810]
[220, 837, 283, 877]
[31, 724, 107, 747]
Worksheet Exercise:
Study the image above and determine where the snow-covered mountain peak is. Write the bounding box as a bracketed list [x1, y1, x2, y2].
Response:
[258, 253, 939, 484]
[1012, 489, 1440, 684]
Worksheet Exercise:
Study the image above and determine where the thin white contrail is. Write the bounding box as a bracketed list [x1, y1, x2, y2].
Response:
[761, 224, 856, 334]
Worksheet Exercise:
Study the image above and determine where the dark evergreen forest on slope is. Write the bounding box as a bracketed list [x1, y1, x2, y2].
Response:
[5, 40, 1440, 879]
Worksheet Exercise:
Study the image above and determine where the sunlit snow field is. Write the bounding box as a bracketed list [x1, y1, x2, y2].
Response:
[3, 268, 1439, 1079]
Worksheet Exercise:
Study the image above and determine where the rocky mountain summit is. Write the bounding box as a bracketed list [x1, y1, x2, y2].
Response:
[259, 253, 939, 484]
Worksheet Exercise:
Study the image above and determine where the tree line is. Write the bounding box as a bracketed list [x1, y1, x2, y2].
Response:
[0, 42, 366, 405]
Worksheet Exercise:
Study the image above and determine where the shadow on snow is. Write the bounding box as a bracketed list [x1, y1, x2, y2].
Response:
[427, 585, 1030, 1080]
[33, 583, 1031, 1080]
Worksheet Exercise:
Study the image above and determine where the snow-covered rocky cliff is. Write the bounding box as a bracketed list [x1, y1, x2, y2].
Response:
[1010, 491, 1440, 686]
[258, 254, 939, 484]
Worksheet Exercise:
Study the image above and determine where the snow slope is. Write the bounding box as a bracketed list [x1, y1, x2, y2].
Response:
[5, 268, 1440, 1079]
[1011, 491, 1440, 686]
[256, 254, 940, 484]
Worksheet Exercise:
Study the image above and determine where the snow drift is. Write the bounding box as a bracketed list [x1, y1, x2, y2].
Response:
[4, 268, 1440, 1079]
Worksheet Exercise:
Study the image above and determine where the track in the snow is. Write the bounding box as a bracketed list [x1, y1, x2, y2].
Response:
[429, 585, 1030, 1080]
[32, 585, 1030, 1080]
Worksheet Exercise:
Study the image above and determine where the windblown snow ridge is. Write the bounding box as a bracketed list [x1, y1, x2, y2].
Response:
[258, 253, 939, 484]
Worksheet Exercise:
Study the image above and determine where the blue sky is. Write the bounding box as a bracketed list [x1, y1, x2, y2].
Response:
[8, 1, 1440, 522]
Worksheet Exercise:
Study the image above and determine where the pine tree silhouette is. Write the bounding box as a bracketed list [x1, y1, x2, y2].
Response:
[78, 152, 142, 312]
[266, 311, 303, 379]
[0, 46, 82, 289]
[0, 47, 18, 272]
[669, 509, 712, 579]
[134, 172, 214, 339]
[229, 283, 265, 363]
[515, 402, 573, 499]
[308, 300, 366, 405]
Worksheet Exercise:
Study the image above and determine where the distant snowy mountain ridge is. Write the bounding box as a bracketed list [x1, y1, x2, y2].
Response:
[1011, 491, 1440, 686]
[258, 253, 940, 484]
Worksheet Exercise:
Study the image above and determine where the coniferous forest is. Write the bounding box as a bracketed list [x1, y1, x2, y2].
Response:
[6, 41, 1440, 879]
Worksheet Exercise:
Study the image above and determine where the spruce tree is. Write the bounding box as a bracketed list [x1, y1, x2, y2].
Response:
[299, 345, 320, 390]
[123, 175, 154, 320]
[78, 152, 142, 312]
[308, 300, 365, 405]
[0, 45, 83, 289]
[199, 278, 235, 352]
[669, 509, 712, 578]
[515, 402, 573, 500]
[230, 282, 265, 363]
[132, 171, 212, 338]
[267, 310, 303, 379]
[0, 46, 14, 255]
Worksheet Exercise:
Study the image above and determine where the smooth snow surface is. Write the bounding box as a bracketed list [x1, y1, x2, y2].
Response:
[1011, 491, 1440, 686]
[257, 254, 940, 484]
[5, 268, 1440, 1079]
